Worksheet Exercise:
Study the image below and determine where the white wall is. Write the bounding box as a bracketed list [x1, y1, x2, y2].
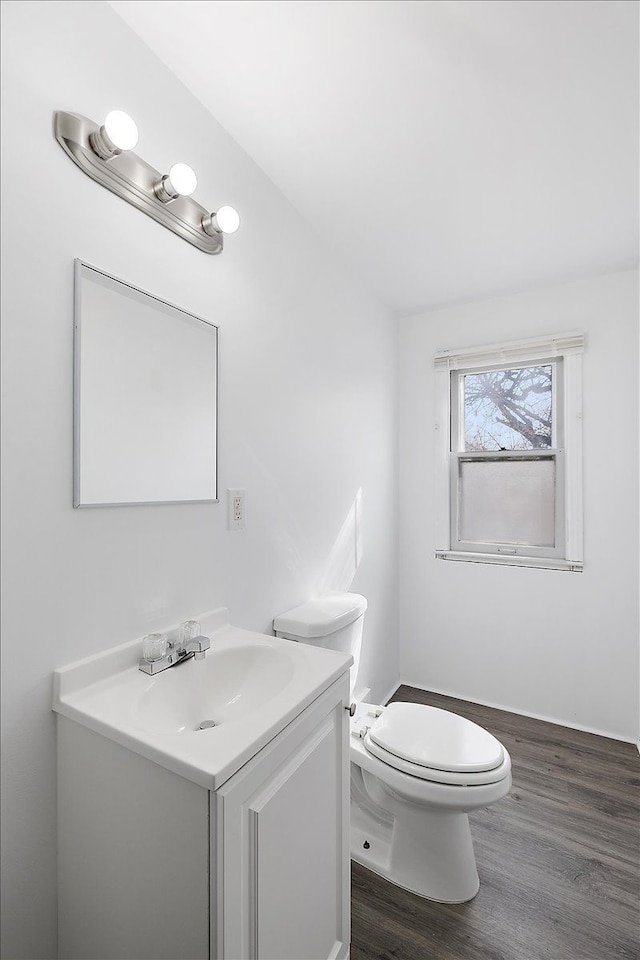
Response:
[399, 270, 639, 743]
[0, 3, 398, 957]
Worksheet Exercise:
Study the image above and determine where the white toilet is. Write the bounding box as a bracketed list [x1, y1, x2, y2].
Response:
[274, 592, 512, 904]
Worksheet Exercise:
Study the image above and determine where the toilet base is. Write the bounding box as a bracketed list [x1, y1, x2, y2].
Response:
[350, 795, 480, 903]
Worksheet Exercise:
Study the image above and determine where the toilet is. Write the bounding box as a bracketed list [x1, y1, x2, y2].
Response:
[274, 592, 511, 903]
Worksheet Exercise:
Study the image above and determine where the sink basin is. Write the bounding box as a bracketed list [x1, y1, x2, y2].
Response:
[53, 607, 352, 790]
[131, 642, 296, 734]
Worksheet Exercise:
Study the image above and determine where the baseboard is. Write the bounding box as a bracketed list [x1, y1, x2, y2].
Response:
[399, 677, 637, 745]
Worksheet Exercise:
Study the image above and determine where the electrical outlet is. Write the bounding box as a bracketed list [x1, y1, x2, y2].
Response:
[227, 488, 246, 530]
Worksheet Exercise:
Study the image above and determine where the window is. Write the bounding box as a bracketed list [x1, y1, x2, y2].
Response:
[434, 335, 583, 571]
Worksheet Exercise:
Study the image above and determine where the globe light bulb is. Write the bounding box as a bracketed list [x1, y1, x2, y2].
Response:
[154, 163, 198, 203]
[90, 110, 139, 160]
[202, 206, 240, 237]
[103, 111, 138, 151]
[215, 205, 240, 234]
[167, 163, 197, 197]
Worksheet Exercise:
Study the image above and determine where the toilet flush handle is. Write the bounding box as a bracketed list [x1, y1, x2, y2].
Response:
[345, 703, 356, 717]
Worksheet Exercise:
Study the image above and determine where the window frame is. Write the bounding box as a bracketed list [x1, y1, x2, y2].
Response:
[450, 357, 564, 559]
[434, 334, 584, 572]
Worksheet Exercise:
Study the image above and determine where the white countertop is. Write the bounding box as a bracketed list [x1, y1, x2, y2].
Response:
[53, 607, 352, 790]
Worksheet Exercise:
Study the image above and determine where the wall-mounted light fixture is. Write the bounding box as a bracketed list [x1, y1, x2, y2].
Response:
[54, 110, 240, 255]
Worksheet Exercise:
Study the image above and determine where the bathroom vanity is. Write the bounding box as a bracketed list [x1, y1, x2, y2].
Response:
[53, 608, 352, 960]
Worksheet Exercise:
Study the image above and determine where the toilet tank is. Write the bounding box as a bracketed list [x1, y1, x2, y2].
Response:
[273, 593, 367, 697]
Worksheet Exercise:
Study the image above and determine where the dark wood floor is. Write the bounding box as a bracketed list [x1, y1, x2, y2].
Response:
[351, 685, 640, 960]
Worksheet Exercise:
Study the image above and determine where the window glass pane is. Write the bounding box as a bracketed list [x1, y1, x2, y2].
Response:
[459, 457, 555, 546]
[463, 365, 553, 451]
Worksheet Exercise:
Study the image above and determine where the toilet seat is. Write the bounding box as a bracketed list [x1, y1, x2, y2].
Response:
[361, 702, 510, 787]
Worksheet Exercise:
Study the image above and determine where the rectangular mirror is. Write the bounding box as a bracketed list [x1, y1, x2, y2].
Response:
[74, 261, 218, 507]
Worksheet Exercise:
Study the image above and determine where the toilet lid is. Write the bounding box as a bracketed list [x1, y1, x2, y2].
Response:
[368, 702, 504, 773]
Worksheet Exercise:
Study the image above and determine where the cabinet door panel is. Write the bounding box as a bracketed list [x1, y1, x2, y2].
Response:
[256, 720, 340, 959]
[215, 677, 349, 960]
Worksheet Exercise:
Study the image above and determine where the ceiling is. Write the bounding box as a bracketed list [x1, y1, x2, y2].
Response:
[109, 0, 638, 315]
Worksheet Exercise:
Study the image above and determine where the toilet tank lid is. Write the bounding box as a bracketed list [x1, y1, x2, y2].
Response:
[273, 593, 367, 639]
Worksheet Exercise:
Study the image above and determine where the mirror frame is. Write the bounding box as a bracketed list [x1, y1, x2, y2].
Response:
[73, 260, 219, 508]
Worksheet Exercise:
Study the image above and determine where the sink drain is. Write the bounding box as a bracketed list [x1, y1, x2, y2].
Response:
[197, 719, 217, 730]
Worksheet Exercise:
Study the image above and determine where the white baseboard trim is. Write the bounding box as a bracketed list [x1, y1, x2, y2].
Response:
[399, 677, 637, 745]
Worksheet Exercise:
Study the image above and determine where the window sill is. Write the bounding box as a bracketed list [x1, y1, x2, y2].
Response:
[435, 551, 583, 572]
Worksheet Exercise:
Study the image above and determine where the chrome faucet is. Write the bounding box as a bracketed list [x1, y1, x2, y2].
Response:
[139, 634, 211, 676]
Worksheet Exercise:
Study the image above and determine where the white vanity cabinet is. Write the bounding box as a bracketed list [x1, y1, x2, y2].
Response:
[57, 672, 350, 960]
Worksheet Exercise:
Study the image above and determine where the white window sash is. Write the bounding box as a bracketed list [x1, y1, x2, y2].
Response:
[450, 450, 565, 558]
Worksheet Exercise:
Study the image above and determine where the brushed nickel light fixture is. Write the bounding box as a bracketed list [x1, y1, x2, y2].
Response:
[54, 110, 240, 254]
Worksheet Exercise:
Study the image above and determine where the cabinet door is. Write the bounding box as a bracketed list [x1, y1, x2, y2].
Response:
[214, 676, 350, 960]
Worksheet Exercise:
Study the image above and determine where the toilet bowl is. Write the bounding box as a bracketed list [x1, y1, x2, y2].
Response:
[349, 701, 511, 902]
[274, 593, 511, 903]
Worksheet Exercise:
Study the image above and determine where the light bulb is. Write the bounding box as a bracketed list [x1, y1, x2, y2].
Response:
[167, 163, 197, 197]
[202, 205, 240, 236]
[90, 110, 138, 159]
[154, 163, 197, 203]
[216, 205, 240, 234]
[104, 111, 139, 151]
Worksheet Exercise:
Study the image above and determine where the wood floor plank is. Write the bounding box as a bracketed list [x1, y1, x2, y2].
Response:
[351, 686, 640, 960]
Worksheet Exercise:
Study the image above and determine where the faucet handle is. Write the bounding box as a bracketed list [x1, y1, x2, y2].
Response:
[141, 633, 168, 662]
[180, 619, 201, 641]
